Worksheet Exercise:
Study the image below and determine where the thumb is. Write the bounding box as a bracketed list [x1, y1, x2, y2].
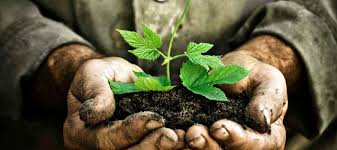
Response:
[73, 58, 142, 124]
[68, 59, 116, 125]
[79, 96, 114, 125]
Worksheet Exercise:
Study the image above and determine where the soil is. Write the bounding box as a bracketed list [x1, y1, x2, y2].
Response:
[111, 86, 269, 133]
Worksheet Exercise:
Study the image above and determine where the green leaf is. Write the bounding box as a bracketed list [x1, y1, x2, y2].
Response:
[156, 76, 171, 86]
[117, 26, 163, 61]
[134, 71, 172, 87]
[185, 42, 224, 70]
[129, 47, 161, 60]
[208, 65, 249, 84]
[116, 29, 145, 48]
[188, 55, 224, 71]
[134, 72, 151, 78]
[187, 42, 213, 54]
[143, 25, 162, 48]
[180, 61, 227, 101]
[109, 80, 141, 94]
[180, 61, 249, 101]
[110, 72, 174, 94]
[179, 61, 208, 87]
[135, 77, 175, 92]
[188, 85, 226, 101]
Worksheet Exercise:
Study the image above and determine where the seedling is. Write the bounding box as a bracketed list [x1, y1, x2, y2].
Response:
[109, 0, 249, 101]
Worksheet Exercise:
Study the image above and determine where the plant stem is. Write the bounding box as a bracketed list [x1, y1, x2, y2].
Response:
[170, 53, 186, 61]
[161, 53, 186, 66]
[158, 50, 167, 59]
[166, 0, 191, 82]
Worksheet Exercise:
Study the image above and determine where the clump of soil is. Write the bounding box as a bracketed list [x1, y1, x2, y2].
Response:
[112, 86, 269, 133]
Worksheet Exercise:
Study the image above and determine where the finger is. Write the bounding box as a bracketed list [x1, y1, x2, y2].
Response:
[74, 58, 142, 124]
[64, 111, 165, 150]
[186, 124, 222, 150]
[246, 64, 287, 130]
[102, 57, 143, 82]
[66, 92, 83, 118]
[175, 129, 186, 149]
[127, 128, 178, 150]
[210, 119, 286, 150]
[69, 59, 115, 124]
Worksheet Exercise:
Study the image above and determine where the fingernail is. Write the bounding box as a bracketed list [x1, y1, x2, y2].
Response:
[188, 136, 206, 149]
[212, 127, 229, 141]
[161, 130, 178, 142]
[263, 109, 271, 125]
[157, 130, 178, 149]
[145, 120, 163, 130]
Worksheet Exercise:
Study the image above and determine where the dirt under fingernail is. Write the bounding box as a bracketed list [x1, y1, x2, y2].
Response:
[145, 120, 163, 130]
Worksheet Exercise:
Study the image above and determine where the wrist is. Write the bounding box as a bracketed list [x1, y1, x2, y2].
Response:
[47, 44, 101, 90]
[231, 35, 304, 95]
[32, 44, 102, 111]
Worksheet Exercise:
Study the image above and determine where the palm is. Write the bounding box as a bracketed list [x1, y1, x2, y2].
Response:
[63, 57, 184, 150]
[186, 53, 288, 150]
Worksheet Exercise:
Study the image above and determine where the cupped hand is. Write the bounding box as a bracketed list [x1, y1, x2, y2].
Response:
[186, 52, 288, 150]
[63, 57, 185, 150]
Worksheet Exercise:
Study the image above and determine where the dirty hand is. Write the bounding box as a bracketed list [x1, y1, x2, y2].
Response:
[185, 37, 292, 150]
[63, 57, 185, 150]
[186, 52, 288, 150]
[185, 35, 304, 150]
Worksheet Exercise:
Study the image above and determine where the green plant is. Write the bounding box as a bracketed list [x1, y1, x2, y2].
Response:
[109, 0, 249, 101]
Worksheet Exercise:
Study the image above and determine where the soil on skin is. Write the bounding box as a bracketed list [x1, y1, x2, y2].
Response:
[112, 86, 269, 133]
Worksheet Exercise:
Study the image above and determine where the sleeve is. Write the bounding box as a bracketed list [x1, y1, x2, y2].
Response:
[0, 0, 92, 120]
[229, 0, 337, 138]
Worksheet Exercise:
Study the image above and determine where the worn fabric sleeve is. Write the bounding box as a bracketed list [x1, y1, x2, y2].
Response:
[0, 0, 91, 120]
[230, 0, 337, 139]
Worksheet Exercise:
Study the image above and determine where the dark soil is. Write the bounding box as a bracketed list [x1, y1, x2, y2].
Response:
[112, 86, 269, 133]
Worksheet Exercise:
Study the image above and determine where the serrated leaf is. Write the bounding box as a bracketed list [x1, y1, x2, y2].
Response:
[129, 47, 161, 60]
[180, 61, 227, 101]
[185, 42, 223, 70]
[144, 25, 162, 48]
[179, 61, 208, 86]
[180, 61, 249, 101]
[189, 85, 226, 101]
[208, 65, 249, 84]
[110, 72, 174, 94]
[133, 71, 171, 86]
[117, 26, 163, 61]
[187, 42, 213, 54]
[116, 29, 145, 48]
[109, 80, 141, 94]
[187, 55, 224, 71]
[135, 77, 175, 91]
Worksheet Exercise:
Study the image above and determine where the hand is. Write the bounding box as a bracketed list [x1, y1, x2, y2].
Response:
[185, 52, 288, 150]
[63, 57, 185, 150]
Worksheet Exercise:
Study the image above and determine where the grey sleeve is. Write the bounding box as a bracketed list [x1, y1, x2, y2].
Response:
[230, 1, 337, 138]
[0, 0, 91, 120]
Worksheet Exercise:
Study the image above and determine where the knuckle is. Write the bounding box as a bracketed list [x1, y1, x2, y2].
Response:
[106, 57, 130, 64]
[76, 59, 105, 76]
[82, 59, 104, 68]
[63, 128, 73, 148]
[63, 119, 81, 149]
[113, 57, 128, 62]
[96, 129, 117, 150]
